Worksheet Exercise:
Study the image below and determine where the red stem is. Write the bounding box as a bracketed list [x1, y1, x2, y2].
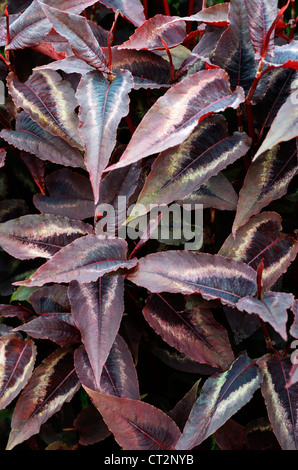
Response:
[160, 33, 175, 80]
[143, 0, 148, 19]
[202, 0, 207, 9]
[162, 0, 171, 16]
[125, 114, 135, 135]
[186, 0, 195, 33]
[107, 10, 120, 70]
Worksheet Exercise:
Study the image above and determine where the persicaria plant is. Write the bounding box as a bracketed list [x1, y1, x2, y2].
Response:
[0, 0, 297, 452]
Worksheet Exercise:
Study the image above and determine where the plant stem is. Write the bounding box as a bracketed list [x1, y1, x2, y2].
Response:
[260, 319, 274, 352]
[186, 0, 195, 33]
[160, 34, 175, 80]
[125, 114, 135, 136]
[143, 0, 148, 19]
[202, 0, 207, 9]
[163, 0, 171, 16]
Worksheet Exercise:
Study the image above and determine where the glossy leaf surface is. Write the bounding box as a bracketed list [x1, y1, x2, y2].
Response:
[127, 251, 257, 306]
[6, 347, 80, 450]
[76, 70, 133, 204]
[0, 214, 93, 260]
[0, 333, 36, 410]
[258, 354, 298, 450]
[175, 354, 262, 449]
[15, 235, 137, 286]
[98, 0, 145, 27]
[106, 69, 245, 172]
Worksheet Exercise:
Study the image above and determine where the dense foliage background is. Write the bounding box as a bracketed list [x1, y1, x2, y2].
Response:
[0, 0, 297, 451]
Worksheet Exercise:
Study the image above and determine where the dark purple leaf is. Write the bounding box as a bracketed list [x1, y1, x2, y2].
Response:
[29, 284, 71, 317]
[20, 151, 46, 195]
[135, 115, 250, 212]
[214, 419, 244, 450]
[74, 404, 111, 446]
[13, 316, 81, 346]
[106, 69, 245, 172]
[257, 354, 298, 450]
[75, 335, 139, 399]
[265, 41, 298, 70]
[177, 172, 238, 212]
[69, 275, 124, 388]
[34, 56, 95, 75]
[237, 291, 294, 341]
[243, 417, 280, 450]
[83, 389, 181, 450]
[0, 333, 37, 410]
[6, 347, 80, 450]
[127, 251, 257, 306]
[243, 0, 278, 59]
[233, 140, 298, 232]
[223, 305, 261, 345]
[169, 380, 200, 431]
[39, 3, 110, 73]
[7, 70, 83, 150]
[0, 304, 32, 321]
[76, 69, 133, 204]
[175, 354, 262, 450]
[6, 0, 99, 50]
[211, 0, 257, 94]
[98, 0, 145, 27]
[33, 168, 95, 220]
[143, 293, 234, 370]
[0, 199, 28, 224]
[0, 111, 84, 169]
[0, 214, 93, 260]
[14, 235, 137, 286]
[220, 211, 298, 291]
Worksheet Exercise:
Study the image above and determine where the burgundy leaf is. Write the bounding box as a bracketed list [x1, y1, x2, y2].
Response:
[76, 69, 133, 204]
[233, 140, 298, 232]
[6, 347, 80, 450]
[35, 56, 95, 75]
[177, 172, 239, 212]
[69, 275, 124, 388]
[74, 404, 111, 446]
[220, 211, 298, 292]
[7, 70, 83, 150]
[98, 0, 145, 27]
[0, 304, 32, 321]
[82, 389, 181, 450]
[214, 419, 244, 450]
[29, 284, 71, 318]
[237, 291, 294, 341]
[75, 335, 139, 399]
[169, 380, 200, 431]
[0, 214, 93, 260]
[143, 293, 234, 370]
[0, 333, 37, 410]
[13, 316, 81, 346]
[265, 41, 298, 71]
[20, 151, 46, 195]
[243, 0, 278, 59]
[211, 0, 257, 94]
[223, 305, 261, 345]
[175, 354, 262, 450]
[254, 87, 298, 161]
[257, 354, 298, 450]
[135, 114, 250, 212]
[0, 148, 6, 168]
[286, 365, 298, 390]
[6, 0, 99, 51]
[14, 235, 137, 286]
[39, 3, 110, 73]
[0, 111, 84, 169]
[105, 69, 245, 172]
[127, 251, 257, 306]
[33, 168, 95, 220]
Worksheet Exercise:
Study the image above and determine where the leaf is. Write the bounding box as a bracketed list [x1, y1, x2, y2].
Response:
[118, 14, 187, 51]
[236, 291, 295, 341]
[127, 251, 257, 306]
[211, 0, 257, 94]
[76, 69, 133, 204]
[98, 0, 146, 27]
[7, 70, 83, 150]
[69, 275, 124, 388]
[214, 419, 244, 450]
[102, 47, 171, 89]
[33, 168, 95, 220]
[0, 111, 84, 169]
[13, 316, 81, 346]
[220, 211, 298, 292]
[6, 0, 99, 51]
[105, 69, 245, 172]
[175, 353, 262, 450]
[0, 214, 93, 260]
[6, 347, 80, 450]
[254, 83, 298, 161]
[82, 389, 181, 450]
[135, 115, 250, 212]
[0, 333, 37, 410]
[290, 300, 298, 339]
[35, 56, 95, 75]
[168, 380, 201, 431]
[29, 284, 73, 325]
[265, 41, 298, 71]
[0, 304, 32, 321]
[74, 404, 111, 446]
[20, 151, 46, 195]
[257, 354, 298, 450]
[233, 140, 298, 232]
[177, 172, 239, 212]
[39, 3, 110, 73]
[243, 0, 278, 59]
[75, 335, 139, 399]
[14, 235, 138, 286]
[143, 293, 234, 370]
